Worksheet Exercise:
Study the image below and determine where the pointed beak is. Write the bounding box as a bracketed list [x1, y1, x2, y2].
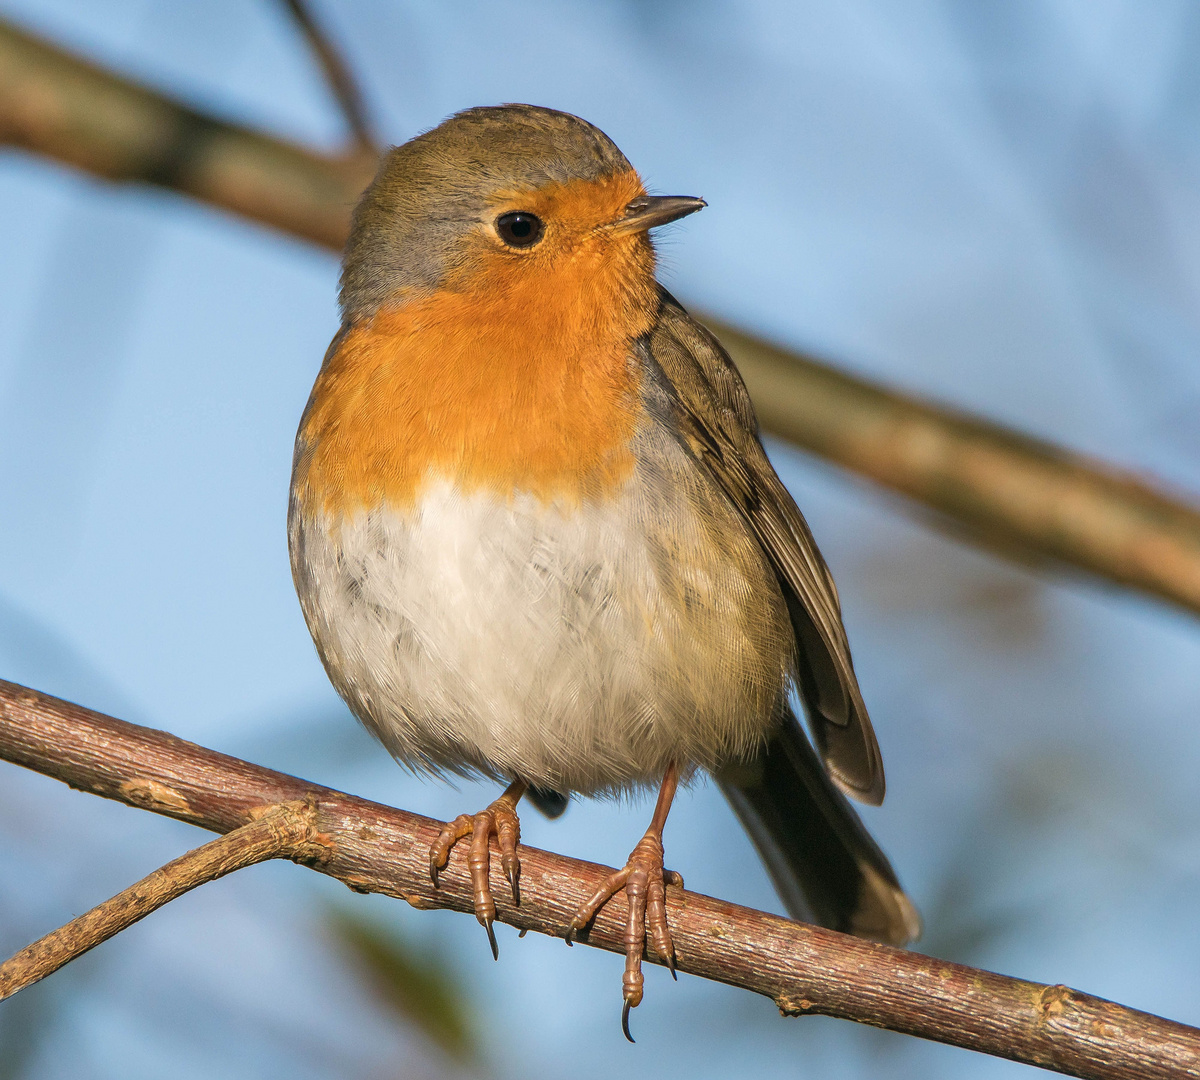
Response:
[610, 195, 707, 234]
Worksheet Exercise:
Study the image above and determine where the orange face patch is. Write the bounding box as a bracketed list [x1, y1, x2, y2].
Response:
[295, 169, 661, 517]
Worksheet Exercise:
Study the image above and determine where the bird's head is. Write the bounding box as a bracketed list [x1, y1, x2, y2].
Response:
[339, 104, 705, 324]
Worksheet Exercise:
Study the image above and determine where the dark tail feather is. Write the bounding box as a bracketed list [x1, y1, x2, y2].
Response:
[719, 712, 920, 945]
[527, 786, 570, 819]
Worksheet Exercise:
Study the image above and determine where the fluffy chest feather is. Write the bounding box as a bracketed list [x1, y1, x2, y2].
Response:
[289, 440, 794, 795]
[289, 236, 793, 792]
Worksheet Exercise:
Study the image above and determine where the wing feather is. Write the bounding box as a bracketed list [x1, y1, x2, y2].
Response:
[647, 291, 884, 804]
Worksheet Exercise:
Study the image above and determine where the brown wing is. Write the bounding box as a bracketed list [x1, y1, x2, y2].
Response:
[647, 290, 884, 804]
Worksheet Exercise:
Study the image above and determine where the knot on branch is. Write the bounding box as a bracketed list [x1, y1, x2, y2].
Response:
[119, 777, 192, 815]
[776, 992, 817, 1017]
[251, 795, 335, 866]
[1037, 984, 1075, 1024]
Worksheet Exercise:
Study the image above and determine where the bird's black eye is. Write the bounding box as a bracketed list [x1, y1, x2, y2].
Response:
[495, 211, 544, 249]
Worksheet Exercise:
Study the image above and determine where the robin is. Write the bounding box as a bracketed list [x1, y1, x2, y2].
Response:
[289, 104, 919, 1038]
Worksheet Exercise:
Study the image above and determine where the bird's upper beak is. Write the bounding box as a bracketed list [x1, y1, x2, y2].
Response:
[610, 195, 707, 234]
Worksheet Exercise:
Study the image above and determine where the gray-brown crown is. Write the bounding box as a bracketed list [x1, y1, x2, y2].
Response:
[339, 105, 633, 320]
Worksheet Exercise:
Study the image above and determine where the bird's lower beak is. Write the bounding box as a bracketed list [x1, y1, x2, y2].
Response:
[610, 195, 707, 234]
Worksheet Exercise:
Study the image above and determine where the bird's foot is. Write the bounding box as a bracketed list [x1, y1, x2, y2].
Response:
[429, 780, 526, 960]
[565, 826, 684, 1042]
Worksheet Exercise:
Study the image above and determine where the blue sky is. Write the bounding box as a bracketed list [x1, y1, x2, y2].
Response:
[1, 3, 1199, 1078]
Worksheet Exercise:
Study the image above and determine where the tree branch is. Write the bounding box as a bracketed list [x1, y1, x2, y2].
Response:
[0, 18, 375, 249]
[0, 798, 327, 1000]
[3, 17, 1197, 1075]
[279, 0, 379, 154]
[707, 317, 1200, 613]
[1, 679, 1196, 1079]
[3, 17, 1200, 616]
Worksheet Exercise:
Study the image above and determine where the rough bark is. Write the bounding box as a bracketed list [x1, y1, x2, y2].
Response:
[0, 800, 327, 1000]
[1, 680, 1196, 1080]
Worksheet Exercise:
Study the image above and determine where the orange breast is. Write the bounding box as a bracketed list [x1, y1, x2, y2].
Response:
[294, 172, 661, 517]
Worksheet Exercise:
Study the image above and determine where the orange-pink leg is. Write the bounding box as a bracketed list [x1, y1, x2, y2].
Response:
[429, 778, 527, 959]
[565, 763, 684, 1041]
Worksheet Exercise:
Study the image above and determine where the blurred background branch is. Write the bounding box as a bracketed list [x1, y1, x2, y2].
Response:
[1, 677, 1197, 1080]
[0, 18, 374, 248]
[3, 16, 1200, 619]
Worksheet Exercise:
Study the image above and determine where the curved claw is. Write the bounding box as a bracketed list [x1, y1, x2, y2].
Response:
[575, 763, 680, 1037]
[664, 868, 683, 978]
[430, 813, 472, 888]
[497, 812, 521, 905]
[503, 855, 520, 906]
[565, 827, 679, 1041]
[427, 782, 526, 960]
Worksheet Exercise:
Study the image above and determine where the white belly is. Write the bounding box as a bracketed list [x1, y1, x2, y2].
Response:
[289, 465, 792, 795]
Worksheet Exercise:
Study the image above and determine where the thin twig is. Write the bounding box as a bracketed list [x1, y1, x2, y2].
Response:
[279, 0, 379, 153]
[0, 680, 1196, 1079]
[4, 18, 1200, 617]
[0, 799, 328, 1001]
